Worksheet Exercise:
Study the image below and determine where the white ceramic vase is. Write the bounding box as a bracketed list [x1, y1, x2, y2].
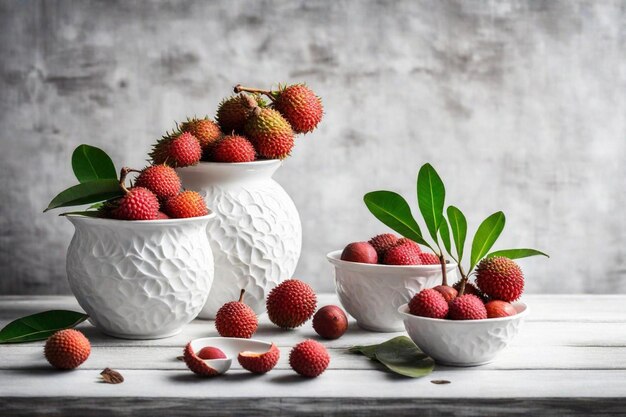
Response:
[66, 214, 215, 339]
[177, 161, 302, 318]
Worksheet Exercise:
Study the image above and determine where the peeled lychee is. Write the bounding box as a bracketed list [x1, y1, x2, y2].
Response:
[179, 117, 222, 152]
[312, 305, 348, 339]
[368, 233, 398, 259]
[448, 294, 488, 320]
[272, 84, 323, 134]
[238, 343, 280, 374]
[340, 242, 378, 264]
[266, 279, 317, 329]
[183, 342, 220, 377]
[475, 257, 524, 302]
[215, 289, 258, 339]
[383, 243, 420, 265]
[150, 131, 202, 168]
[211, 134, 256, 163]
[418, 252, 441, 265]
[408, 289, 449, 319]
[109, 187, 160, 220]
[164, 190, 208, 219]
[44, 329, 91, 370]
[245, 107, 295, 160]
[485, 300, 517, 318]
[289, 340, 330, 377]
[197, 346, 227, 360]
[433, 285, 458, 302]
[134, 165, 181, 201]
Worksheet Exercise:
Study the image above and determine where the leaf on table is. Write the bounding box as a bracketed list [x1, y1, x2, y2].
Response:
[0, 310, 89, 344]
[470, 211, 506, 271]
[100, 368, 124, 384]
[363, 191, 429, 247]
[72, 144, 117, 183]
[417, 163, 446, 243]
[348, 344, 379, 360]
[44, 179, 124, 212]
[350, 336, 434, 378]
[487, 248, 549, 260]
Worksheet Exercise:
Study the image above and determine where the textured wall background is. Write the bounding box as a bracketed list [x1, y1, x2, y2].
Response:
[1, 0, 625, 295]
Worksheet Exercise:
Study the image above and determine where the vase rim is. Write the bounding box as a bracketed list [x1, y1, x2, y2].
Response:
[65, 212, 215, 227]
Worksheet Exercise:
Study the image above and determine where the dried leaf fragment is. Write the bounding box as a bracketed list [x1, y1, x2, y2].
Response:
[431, 379, 451, 385]
[100, 367, 124, 384]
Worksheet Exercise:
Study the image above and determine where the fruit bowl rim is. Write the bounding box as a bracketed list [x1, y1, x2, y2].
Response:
[397, 302, 529, 324]
[326, 249, 457, 271]
[64, 212, 215, 225]
[192, 159, 281, 166]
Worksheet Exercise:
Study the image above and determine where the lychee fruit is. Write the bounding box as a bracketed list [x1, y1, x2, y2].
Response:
[289, 340, 330, 378]
[408, 289, 449, 319]
[245, 107, 295, 160]
[108, 186, 160, 220]
[134, 165, 181, 201]
[179, 117, 222, 152]
[395, 238, 422, 254]
[183, 342, 220, 377]
[433, 285, 458, 302]
[475, 257, 524, 302]
[453, 280, 486, 301]
[197, 346, 227, 360]
[238, 343, 280, 374]
[448, 294, 488, 320]
[215, 289, 258, 339]
[312, 305, 348, 339]
[485, 300, 518, 318]
[272, 84, 323, 134]
[383, 243, 420, 265]
[418, 252, 441, 265]
[164, 190, 209, 219]
[266, 279, 317, 329]
[44, 329, 91, 370]
[216, 93, 265, 135]
[340, 242, 378, 264]
[211, 134, 256, 163]
[150, 131, 202, 168]
[368, 233, 398, 259]
[156, 211, 170, 219]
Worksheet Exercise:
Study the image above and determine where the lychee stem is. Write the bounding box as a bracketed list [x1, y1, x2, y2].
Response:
[238, 289, 246, 304]
[118, 167, 132, 194]
[456, 265, 469, 296]
[439, 253, 448, 286]
[233, 84, 276, 102]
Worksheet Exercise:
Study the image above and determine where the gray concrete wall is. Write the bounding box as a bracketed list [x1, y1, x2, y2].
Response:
[1, 0, 624, 295]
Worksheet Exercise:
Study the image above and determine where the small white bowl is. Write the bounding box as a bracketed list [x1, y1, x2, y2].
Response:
[327, 250, 458, 332]
[398, 302, 528, 366]
[187, 337, 276, 375]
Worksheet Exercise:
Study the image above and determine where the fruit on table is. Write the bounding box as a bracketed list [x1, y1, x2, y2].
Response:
[340, 242, 378, 264]
[215, 289, 258, 339]
[289, 339, 330, 377]
[266, 279, 317, 329]
[238, 343, 281, 374]
[312, 305, 348, 339]
[197, 346, 227, 360]
[44, 329, 91, 370]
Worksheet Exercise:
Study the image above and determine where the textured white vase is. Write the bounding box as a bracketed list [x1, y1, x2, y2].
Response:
[66, 214, 215, 339]
[177, 161, 302, 318]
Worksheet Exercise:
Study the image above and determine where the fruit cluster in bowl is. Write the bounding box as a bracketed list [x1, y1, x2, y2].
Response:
[341, 234, 442, 265]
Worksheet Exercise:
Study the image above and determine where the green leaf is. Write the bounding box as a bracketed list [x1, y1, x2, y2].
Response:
[364, 191, 430, 247]
[487, 248, 549, 260]
[44, 179, 123, 212]
[0, 310, 88, 344]
[447, 206, 468, 262]
[417, 164, 446, 244]
[439, 217, 451, 255]
[350, 336, 434, 378]
[59, 210, 102, 217]
[470, 211, 506, 271]
[72, 144, 117, 183]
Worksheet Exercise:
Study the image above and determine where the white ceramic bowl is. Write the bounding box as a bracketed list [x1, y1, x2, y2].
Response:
[187, 337, 276, 375]
[327, 250, 458, 332]
[398, 302, 528, 366]
[66, 214, 215, 339]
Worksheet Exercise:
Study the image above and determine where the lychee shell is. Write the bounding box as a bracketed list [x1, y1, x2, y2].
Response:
[238, 343, 280, 374]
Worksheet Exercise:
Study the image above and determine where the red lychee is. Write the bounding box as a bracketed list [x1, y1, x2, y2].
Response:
[150, 131, 202, 168]
[197, 346, 227, 360]
[164, 190, 208, 219]
[395, 238, 422, 254]
[216, 93, 265, 135]
[238, 343, 280, 374]
[289, 340, 330, 377]
[110, 187, 160, 220]
[408, 289, 449, 319]
[418, 252, 441, 265]
[485, 300, 517, 318]
[272, 84, 323, 134]
[475, 257, 524, 302]
[44, 329, 91, 370]
[433, 285, 458, 302]
[383, 243, 420, 265]
[245, 107, 294, 160]
[179, 117, 222, 152]
[215, 289, 258, 339]
[340, 242, 378, 264]
[312, 305, 348, 339]
[211, 134, 256, 163]
[453, 280, 486, 301]
[368, 233, 398, 259]
[134, 165, 181, 201]
[448, 294, 488, 320]
[266, 279, 317, 329]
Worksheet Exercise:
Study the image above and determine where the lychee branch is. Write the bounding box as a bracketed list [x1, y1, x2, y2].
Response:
[233, 84, 276, 102]
[118, 167, 133, 194]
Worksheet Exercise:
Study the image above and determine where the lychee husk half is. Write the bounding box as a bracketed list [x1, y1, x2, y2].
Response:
[238, 343, 280, 374]
[183, 342, 220, 377]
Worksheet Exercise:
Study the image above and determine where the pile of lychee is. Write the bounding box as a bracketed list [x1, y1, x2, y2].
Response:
[341, 233, 441, 265]
[184, 279, 348, 378]
[409, 256, 525, 320]
[149, 83, 323, 165]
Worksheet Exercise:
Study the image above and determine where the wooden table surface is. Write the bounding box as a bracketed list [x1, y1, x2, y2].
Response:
[1, 294, 625, 416]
